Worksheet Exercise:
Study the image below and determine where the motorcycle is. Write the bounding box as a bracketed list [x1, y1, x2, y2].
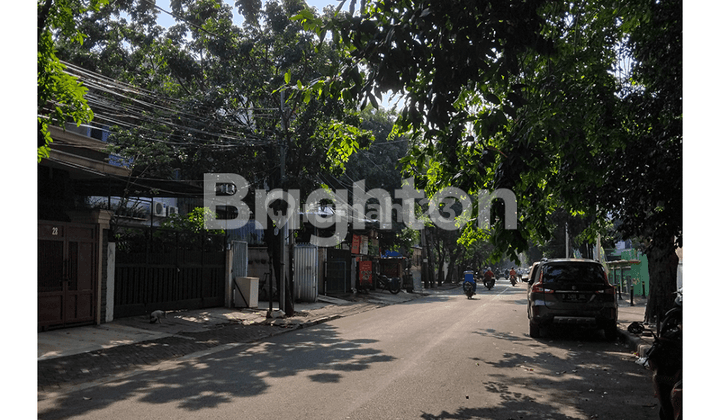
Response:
[628, 289, 682, 420]
[509, 274, 517, 286]
[463, 273, 477, 299]
[483, 276, 495, 290]
[377, 274, 401, 294]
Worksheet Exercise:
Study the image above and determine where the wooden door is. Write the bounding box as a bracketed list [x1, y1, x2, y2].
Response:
[38, 222, 97, 329]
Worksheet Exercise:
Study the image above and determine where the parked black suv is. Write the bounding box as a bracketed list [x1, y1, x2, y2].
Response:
[526, 259, 618, 339]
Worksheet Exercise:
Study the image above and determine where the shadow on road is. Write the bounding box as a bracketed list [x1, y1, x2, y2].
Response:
[38, 324, 395, 419]
[452, 327, 657, 420]
[419, 400, 583, 420]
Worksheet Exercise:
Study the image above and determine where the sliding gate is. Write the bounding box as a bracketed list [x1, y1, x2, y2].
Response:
[113, 227, 226, 318]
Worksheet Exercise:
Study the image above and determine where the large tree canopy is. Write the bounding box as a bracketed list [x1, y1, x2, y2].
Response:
[48, 0, 378, 316]
[296, 0, 681, 320]
[53, 0, 373, 185]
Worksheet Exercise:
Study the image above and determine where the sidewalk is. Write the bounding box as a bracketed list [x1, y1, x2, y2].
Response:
[38, 287, 436, 398]
[615, 291, 655, 358]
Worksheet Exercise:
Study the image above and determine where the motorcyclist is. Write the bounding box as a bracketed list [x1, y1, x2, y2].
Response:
[509, 267, 517, 285]
[483, 267, 495, 286]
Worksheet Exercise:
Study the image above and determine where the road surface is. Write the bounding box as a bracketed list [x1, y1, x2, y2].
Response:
[38, 279, 657, 419]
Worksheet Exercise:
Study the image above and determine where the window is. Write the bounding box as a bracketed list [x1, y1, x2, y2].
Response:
[542, 263, 606, 284]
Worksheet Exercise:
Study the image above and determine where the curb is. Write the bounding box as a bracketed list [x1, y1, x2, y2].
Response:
[617, 323, 654, 358]
[38, 294, 418, 398]
[38, 315, 338, 401]
[296, 315, 343, 328]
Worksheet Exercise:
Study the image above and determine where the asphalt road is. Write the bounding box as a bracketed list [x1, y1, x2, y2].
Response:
[38, 279, 658, 420]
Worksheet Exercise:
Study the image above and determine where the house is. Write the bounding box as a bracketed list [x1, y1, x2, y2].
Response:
[38, 124, 130, 330]
[605, 240, 683, 299]
[605, 241, 649, 299]
[38, 124, 208, 329]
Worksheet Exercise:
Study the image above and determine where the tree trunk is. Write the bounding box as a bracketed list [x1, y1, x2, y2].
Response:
[267, 227, 294, 317]
[445, 246, 462, 284]
[644, 232, 679, 325]
[424, 229, 436, 287]
[436, 254, 445, 286]
[432, 231, 445, 286]
[38, 0, 54, 38]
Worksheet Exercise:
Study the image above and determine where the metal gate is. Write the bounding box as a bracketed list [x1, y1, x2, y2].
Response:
[113, 228, 226, 318]
[38, 221, 98, 329]
[326, 248, 351, 293]
[231, 241, 248, 278]
[294, 243, 318, 302]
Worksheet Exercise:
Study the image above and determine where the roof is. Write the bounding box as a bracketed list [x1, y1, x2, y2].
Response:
[605, 259, 642, 268]
[41, 125, 204, 198]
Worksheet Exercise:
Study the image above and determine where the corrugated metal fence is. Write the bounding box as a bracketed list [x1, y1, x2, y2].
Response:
[231, 241, 248, 278]
[294, 243, 318, 302]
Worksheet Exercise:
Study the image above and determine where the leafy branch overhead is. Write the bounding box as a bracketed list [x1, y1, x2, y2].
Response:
[41, 0, 681, 319]
[37, 0, 109, 162]
[296, 0, 680, 255]
[51, 0, 373, 190]
[297, 0, 681, 319]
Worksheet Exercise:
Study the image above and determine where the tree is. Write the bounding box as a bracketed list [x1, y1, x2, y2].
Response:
[597, 0, 682, 323]
[55, 0, 374, 316]
[37, 0, 109, 161]
[298, 0, 681, 319]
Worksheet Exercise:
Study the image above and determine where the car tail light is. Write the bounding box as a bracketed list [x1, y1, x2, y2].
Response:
[594, 286, 615, 295]
[531, 272, 554, 293]
[531, 285, 555, 293]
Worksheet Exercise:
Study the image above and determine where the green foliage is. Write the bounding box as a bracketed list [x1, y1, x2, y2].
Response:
[37, 0, 108, 162]
[51, 0, 374, 196]
[305, 0, 681, 267]
[160, 207, 225, 235]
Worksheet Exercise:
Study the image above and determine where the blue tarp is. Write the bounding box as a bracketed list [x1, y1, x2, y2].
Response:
[382, 250, 403, 258]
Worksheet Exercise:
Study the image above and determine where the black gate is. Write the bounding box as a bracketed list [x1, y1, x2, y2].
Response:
[113, 227, 226, 318]
[326, 248, 351, 293]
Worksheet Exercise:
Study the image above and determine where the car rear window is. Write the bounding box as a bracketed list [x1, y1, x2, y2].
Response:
[542, 263, 606, 284]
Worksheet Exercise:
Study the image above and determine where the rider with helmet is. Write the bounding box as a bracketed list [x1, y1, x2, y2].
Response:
[483, 267, 495, 287]
[509, 267, 517, 285]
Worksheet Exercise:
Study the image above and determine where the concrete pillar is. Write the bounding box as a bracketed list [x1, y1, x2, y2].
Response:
[66, 209, 112, 325]
[106, 242, 115, 323]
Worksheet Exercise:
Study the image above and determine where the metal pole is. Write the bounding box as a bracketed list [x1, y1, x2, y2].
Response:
[565, 222, 569, 258]
[267, 257, 273, 318]
[642, 281, 646, 298]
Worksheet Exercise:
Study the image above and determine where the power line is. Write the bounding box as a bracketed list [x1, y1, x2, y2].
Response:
[50, 60, 279, 148]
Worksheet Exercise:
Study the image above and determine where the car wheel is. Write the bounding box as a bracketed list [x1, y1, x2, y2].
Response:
[604, 325, 618, 341]
[529, 321, 540, 338]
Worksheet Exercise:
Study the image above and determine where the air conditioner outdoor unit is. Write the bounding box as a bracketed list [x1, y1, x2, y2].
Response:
[217, 183, 237, 195]
[153, 202, 166, 217]
[167, 206, 179, 216]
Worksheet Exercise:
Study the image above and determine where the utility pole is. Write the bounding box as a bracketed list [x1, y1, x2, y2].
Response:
[565, 222, 570, 258]
[420, 229, 429, 289]
[278, 91, 287, 313]
[278, 90, 293, 316]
